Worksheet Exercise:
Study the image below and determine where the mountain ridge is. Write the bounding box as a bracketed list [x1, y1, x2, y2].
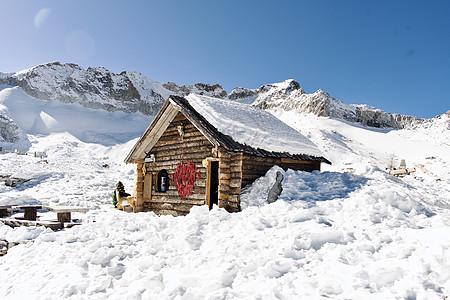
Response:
[1, 62, 447, 131]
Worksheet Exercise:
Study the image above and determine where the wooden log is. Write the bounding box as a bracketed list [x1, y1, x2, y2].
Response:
[148, 209, 187, 217]
[148, 147, 212, 159]
[148, 203, 195, 213]
[219, 184, 230, 193]
[153, 138, 212, 149]
[219, 193, 229, 201]
[154, 154, 210, 163]
[219, 173, 231, 180]
[230, 166, 242, 173]
[219, 179, 230, 186]
[230, 179, 241, 188]
[228, 195, 240, 203]
[146, 198, 205, 205]
[153, 140, 211, 153]
[280, 157, 318, 164]
[152, 189, 206, 199]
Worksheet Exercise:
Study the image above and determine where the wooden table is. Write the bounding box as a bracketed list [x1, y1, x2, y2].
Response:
[0, 205, 12, 218]
[42, 206, 89, 223]
[13, 205, 43, 221]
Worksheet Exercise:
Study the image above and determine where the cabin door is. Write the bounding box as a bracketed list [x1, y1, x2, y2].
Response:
[143, 173, 152, 201]
[207, 161, 219, 209]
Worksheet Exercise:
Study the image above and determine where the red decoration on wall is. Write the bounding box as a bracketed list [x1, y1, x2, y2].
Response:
[173, 159, 201, 200]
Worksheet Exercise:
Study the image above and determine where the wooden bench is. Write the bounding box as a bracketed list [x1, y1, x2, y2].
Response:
[42, 206, 89, 223]
[0, 218, 63, 230]
[0, 205, 89, 230]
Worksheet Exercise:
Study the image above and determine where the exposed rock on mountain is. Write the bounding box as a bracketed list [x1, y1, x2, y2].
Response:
[251, 79, 425, 129]
[0, 62, 172, 116]
[0, 112, 20, 143]
[228, 87, 258, 101]
[163, 82, 227, 98]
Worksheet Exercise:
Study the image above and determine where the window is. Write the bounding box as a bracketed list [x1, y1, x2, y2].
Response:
[156, 169, 169, 192]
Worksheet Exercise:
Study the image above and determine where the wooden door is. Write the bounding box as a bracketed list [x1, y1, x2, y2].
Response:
[143, 173, 152, 202]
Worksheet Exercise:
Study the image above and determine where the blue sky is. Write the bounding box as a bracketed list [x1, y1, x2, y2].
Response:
[1, 0, 449, 118]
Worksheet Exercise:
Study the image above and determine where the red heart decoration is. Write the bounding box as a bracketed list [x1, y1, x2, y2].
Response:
[173, 160, 200, 200]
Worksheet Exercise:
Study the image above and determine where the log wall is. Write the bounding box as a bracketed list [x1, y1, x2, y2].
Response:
[217, 149, 242, 213]
[142, 112, 214, 216]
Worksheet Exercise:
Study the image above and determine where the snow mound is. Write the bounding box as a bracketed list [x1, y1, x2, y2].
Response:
[241, 166, 368, 210]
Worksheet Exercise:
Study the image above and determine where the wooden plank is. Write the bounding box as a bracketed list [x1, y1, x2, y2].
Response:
[143, 174, 152, 202]
[43, 206, 89, 213]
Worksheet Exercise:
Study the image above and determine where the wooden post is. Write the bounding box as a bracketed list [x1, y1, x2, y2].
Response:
[57, 212, 71, 223]
[142, 173, 152, 204]
[23, 208, 37, 221]
[134, 161, 145, 212]
[206, 161, 212, 209]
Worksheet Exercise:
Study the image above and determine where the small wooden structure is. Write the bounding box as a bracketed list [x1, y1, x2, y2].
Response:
[125, 95, 330, 216]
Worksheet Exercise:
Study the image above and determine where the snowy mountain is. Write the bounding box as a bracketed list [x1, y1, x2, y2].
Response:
[0, 62, 171, 116]
[1, 62, 442, 133]
[245, 79, 424, 129]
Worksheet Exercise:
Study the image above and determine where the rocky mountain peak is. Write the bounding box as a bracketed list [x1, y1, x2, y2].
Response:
[0, 62, 172, 115]
[228, 87, 258, 101]
[163, 82, 227, 98]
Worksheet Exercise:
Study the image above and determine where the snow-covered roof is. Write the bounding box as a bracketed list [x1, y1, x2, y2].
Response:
[125, 94, 328, 163]
[184, 94, 324, 158]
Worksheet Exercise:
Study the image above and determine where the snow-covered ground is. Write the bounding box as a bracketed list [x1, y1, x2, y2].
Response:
[1, 86, 450, 299]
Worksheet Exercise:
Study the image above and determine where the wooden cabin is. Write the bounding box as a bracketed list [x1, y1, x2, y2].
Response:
[125, 94, 330, 216]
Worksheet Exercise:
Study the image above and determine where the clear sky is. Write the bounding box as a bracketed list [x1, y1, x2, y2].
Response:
[1, 0, 449, 118]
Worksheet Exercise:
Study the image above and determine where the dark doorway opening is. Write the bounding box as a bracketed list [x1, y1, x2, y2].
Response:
[209, 161, 219, 209]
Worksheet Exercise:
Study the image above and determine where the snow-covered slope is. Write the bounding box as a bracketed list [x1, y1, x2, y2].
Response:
[0, 85, 152, 149]
[1, 89, 449, 298]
